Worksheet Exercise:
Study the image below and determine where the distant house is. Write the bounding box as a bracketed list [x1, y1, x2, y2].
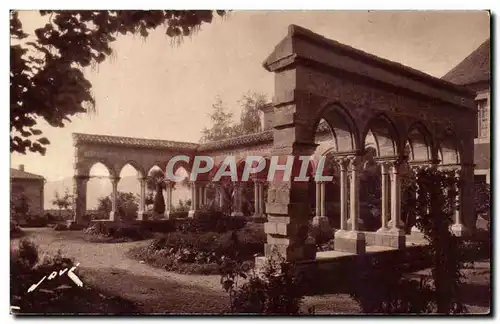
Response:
[10, 164, 45, 216]
[442, 38, 491, 184]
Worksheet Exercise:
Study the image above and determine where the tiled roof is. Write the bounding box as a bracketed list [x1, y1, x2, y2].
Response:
[73, 120, 334, 154]
[11, 168, 45, 180]
[198, 130, 274, 151]
[442, 38, 490, 86]
[73, 133, 198, 151]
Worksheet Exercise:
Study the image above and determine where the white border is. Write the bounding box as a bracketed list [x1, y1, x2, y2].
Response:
[3, 2, 498, 323]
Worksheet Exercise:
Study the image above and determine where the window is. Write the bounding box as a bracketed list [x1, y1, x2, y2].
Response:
[477, 99, 489, 138]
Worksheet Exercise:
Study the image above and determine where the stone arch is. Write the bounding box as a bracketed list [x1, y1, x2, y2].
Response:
[83, 159, 117, 178]
[403, 122, 434, 162]
[311, 102, 360, 153]
[360, 112, 400, 157]
[117, 160, 146, 179]
[437, 129, 462, 165]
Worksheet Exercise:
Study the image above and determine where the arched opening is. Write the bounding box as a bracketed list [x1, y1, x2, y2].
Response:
[438, 131, 461, 165]
[146, 165, 166, 219]
[171, 166, 191, 214]
[361, 113, 399, 158]
[405, 123, 432, 162]
[87, 162, 112, 220]
[115, 163, 141, 221]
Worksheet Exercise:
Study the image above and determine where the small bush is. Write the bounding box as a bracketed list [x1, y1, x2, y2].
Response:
[220, 252, 306, 314]
[128, 225, 266, 275]
[140, 220, 176, 233]
[23, 214, 49, 228]
[168, 211, 189, 219]
[178, 209, 247, 233]
[83, 222, 152, 243]
[10, 222, 24, 238]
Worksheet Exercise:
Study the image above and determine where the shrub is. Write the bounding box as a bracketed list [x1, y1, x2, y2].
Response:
[178, 209, 247, 233]
[220, 251, 306, 314]
[168, 211, 188, 219]
[83, 222, 152, 243]
[129, 225, 266, 275]
[140, 220, 176, 233]
[10, 222, 24, 238]
[23, 214, 49, 228]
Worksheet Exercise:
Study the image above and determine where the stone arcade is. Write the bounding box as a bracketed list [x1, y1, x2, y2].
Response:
[71, 25, 477, 263]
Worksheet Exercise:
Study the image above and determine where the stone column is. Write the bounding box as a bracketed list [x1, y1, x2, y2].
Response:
[109, 176, 120, 221]
[334, 156, 366, 254]
[137, 177, 147, 221]
[231, 182, 244, 217]
[337, 158, 349, 231]
[165, 181, 173, 219]
[72, 175, 89, 226]
[451, 168, 468, 236]
[312, 181, 328, 226]
[188, 181, 198, 218]
[198, 183, 205, 208]
[258, 182, 265, 215]
[377, 162, 390, 232]
[217, 184, 224, 209]
[387, 160, 405, 248]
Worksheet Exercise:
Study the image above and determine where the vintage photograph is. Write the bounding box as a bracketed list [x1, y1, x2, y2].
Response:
[10, 10, 491, 315]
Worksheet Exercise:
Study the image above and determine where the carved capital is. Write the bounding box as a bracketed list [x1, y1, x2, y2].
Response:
[109, 176, 120, 184]
[335, 157, 351, 172]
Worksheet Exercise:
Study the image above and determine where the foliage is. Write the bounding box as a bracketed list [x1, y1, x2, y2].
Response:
[51, 188, 73, 217]
[11, 10, 227, 155]
[11, 193, 30, 222]
[146, 168, 166, 191]
[475, 182, 491, 218]
[200, 92, 267, 143]
[128, 224, 265, 275]
[413, 167, 467, 314]
[96, 191, 139, 222]
[172, 199, 191, 212]
[350, 256, 434, 313]
[83, 222, 152, 243]
[10, 222, 24, 238]
[22, 214, 49, 227]
[219, 251, 305, 314]
[153, 183, 166, 214]
[177, 207, 247, 233]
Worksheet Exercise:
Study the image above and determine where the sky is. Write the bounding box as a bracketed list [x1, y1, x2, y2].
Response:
[10, 10, 490, 181]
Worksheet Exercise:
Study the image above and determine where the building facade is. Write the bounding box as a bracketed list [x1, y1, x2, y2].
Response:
[10, 164, 45, 217]
[442, 38, 491, 184]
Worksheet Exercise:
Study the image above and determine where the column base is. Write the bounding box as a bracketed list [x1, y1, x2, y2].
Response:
[333, 230, 366, 254]
[374, 227, 406, 249]
[231, 211, 245, 217]
[451, 223, 469, 237]
[346, 218, 365, 231]
[388, 219, 405, 229]
[164, 211, 171, 219]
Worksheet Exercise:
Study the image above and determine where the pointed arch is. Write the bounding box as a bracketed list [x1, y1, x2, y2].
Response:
[403, 122, 434, 162]
[361, 112, 400, 157]
[117, 160, 146, 179]
[312, 102, 360, 153]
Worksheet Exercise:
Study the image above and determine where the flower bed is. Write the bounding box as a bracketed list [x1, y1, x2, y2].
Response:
[128, 224, 266, 275]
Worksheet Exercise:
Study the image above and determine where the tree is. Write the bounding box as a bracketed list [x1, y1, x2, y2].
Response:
[200, 96, 236, 143]
[96, 191, 138, 221]
[51, 188, 73, 218]
[153, 183, 166, 214]
[10, 10, 227, 155]
[146, 168, 165, 192]
[200, 92, 268, 143]
[232, 92, 266, 136]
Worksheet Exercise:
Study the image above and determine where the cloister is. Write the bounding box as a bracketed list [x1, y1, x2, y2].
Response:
[72, 25, 477, 261]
